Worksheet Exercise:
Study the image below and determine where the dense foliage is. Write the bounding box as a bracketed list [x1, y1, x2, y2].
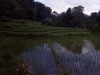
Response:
[0, 0, 100, 33]
[50, 5, 100, 33]
[0, 0, 51, 21]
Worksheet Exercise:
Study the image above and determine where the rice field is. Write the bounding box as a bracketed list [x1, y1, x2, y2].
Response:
[0, 20, 91, 37]
[20, 40, 100, 75]
[0, 20, 100, 75]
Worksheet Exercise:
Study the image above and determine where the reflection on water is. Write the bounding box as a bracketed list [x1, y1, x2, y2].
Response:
[20, 40, 100, 75]
[20, 44, 61, 75]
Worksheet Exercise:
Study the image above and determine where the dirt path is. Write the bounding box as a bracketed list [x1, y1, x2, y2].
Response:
[48, 40, 68, 75]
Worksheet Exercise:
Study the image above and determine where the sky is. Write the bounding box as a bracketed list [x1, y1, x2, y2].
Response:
[35, 0, 100, 15]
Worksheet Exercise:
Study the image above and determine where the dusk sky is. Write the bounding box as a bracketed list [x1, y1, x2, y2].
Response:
[35, 0, 100, 15]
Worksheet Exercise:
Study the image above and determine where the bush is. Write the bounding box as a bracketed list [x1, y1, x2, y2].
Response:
[42, 18, 54, 26]
[19, 20, 27, 24]
[0, 16, 10, 22]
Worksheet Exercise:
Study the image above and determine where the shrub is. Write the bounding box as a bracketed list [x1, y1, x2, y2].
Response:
[0, 16, 10, 22]
[19, 20, 27, 24]
[42, 18, 54, 26]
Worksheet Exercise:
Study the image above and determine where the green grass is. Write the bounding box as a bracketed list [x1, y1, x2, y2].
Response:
[0, 20, 91, 37]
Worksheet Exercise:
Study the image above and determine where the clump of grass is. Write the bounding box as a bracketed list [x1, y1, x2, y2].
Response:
[0, 51, 24, 75]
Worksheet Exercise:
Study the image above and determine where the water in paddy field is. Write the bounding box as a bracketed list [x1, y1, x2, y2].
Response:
[20, 44, 61, 75]
[20, 40, 100, 75]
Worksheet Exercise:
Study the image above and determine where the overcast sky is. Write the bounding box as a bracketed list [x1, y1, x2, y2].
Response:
[35, 0, 100, 15]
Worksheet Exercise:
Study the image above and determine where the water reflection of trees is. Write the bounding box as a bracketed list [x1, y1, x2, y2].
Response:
[20, 40, 100, 75]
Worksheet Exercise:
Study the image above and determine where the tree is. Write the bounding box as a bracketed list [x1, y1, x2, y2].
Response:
[42, 18, 53, 26]
[54, 12, 66, 27]
[64, 8, 73, 27]
[50, 11, 58, 22]
[11, 6, 26, 19]
[16, 0, 36, 20]
[45, 7, 52, 18]
[89, 12, 100, 33]
[96, 11, 100, 26]
[90, 12, 97, 24]
[0, 0, 18, 17]
[71, 5, 84, 28]
[52, 11, 59, 16]
[83, 14, 90, 28]
[35, 2, 52, 21]
[0, 0, 37, 20]
[54, 8, 73, 27]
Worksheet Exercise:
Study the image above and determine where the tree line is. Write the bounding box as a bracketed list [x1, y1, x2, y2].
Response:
[0, 0, 51, 21]
[50, 5, 100, 33]
[0, 0, 100, 33]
